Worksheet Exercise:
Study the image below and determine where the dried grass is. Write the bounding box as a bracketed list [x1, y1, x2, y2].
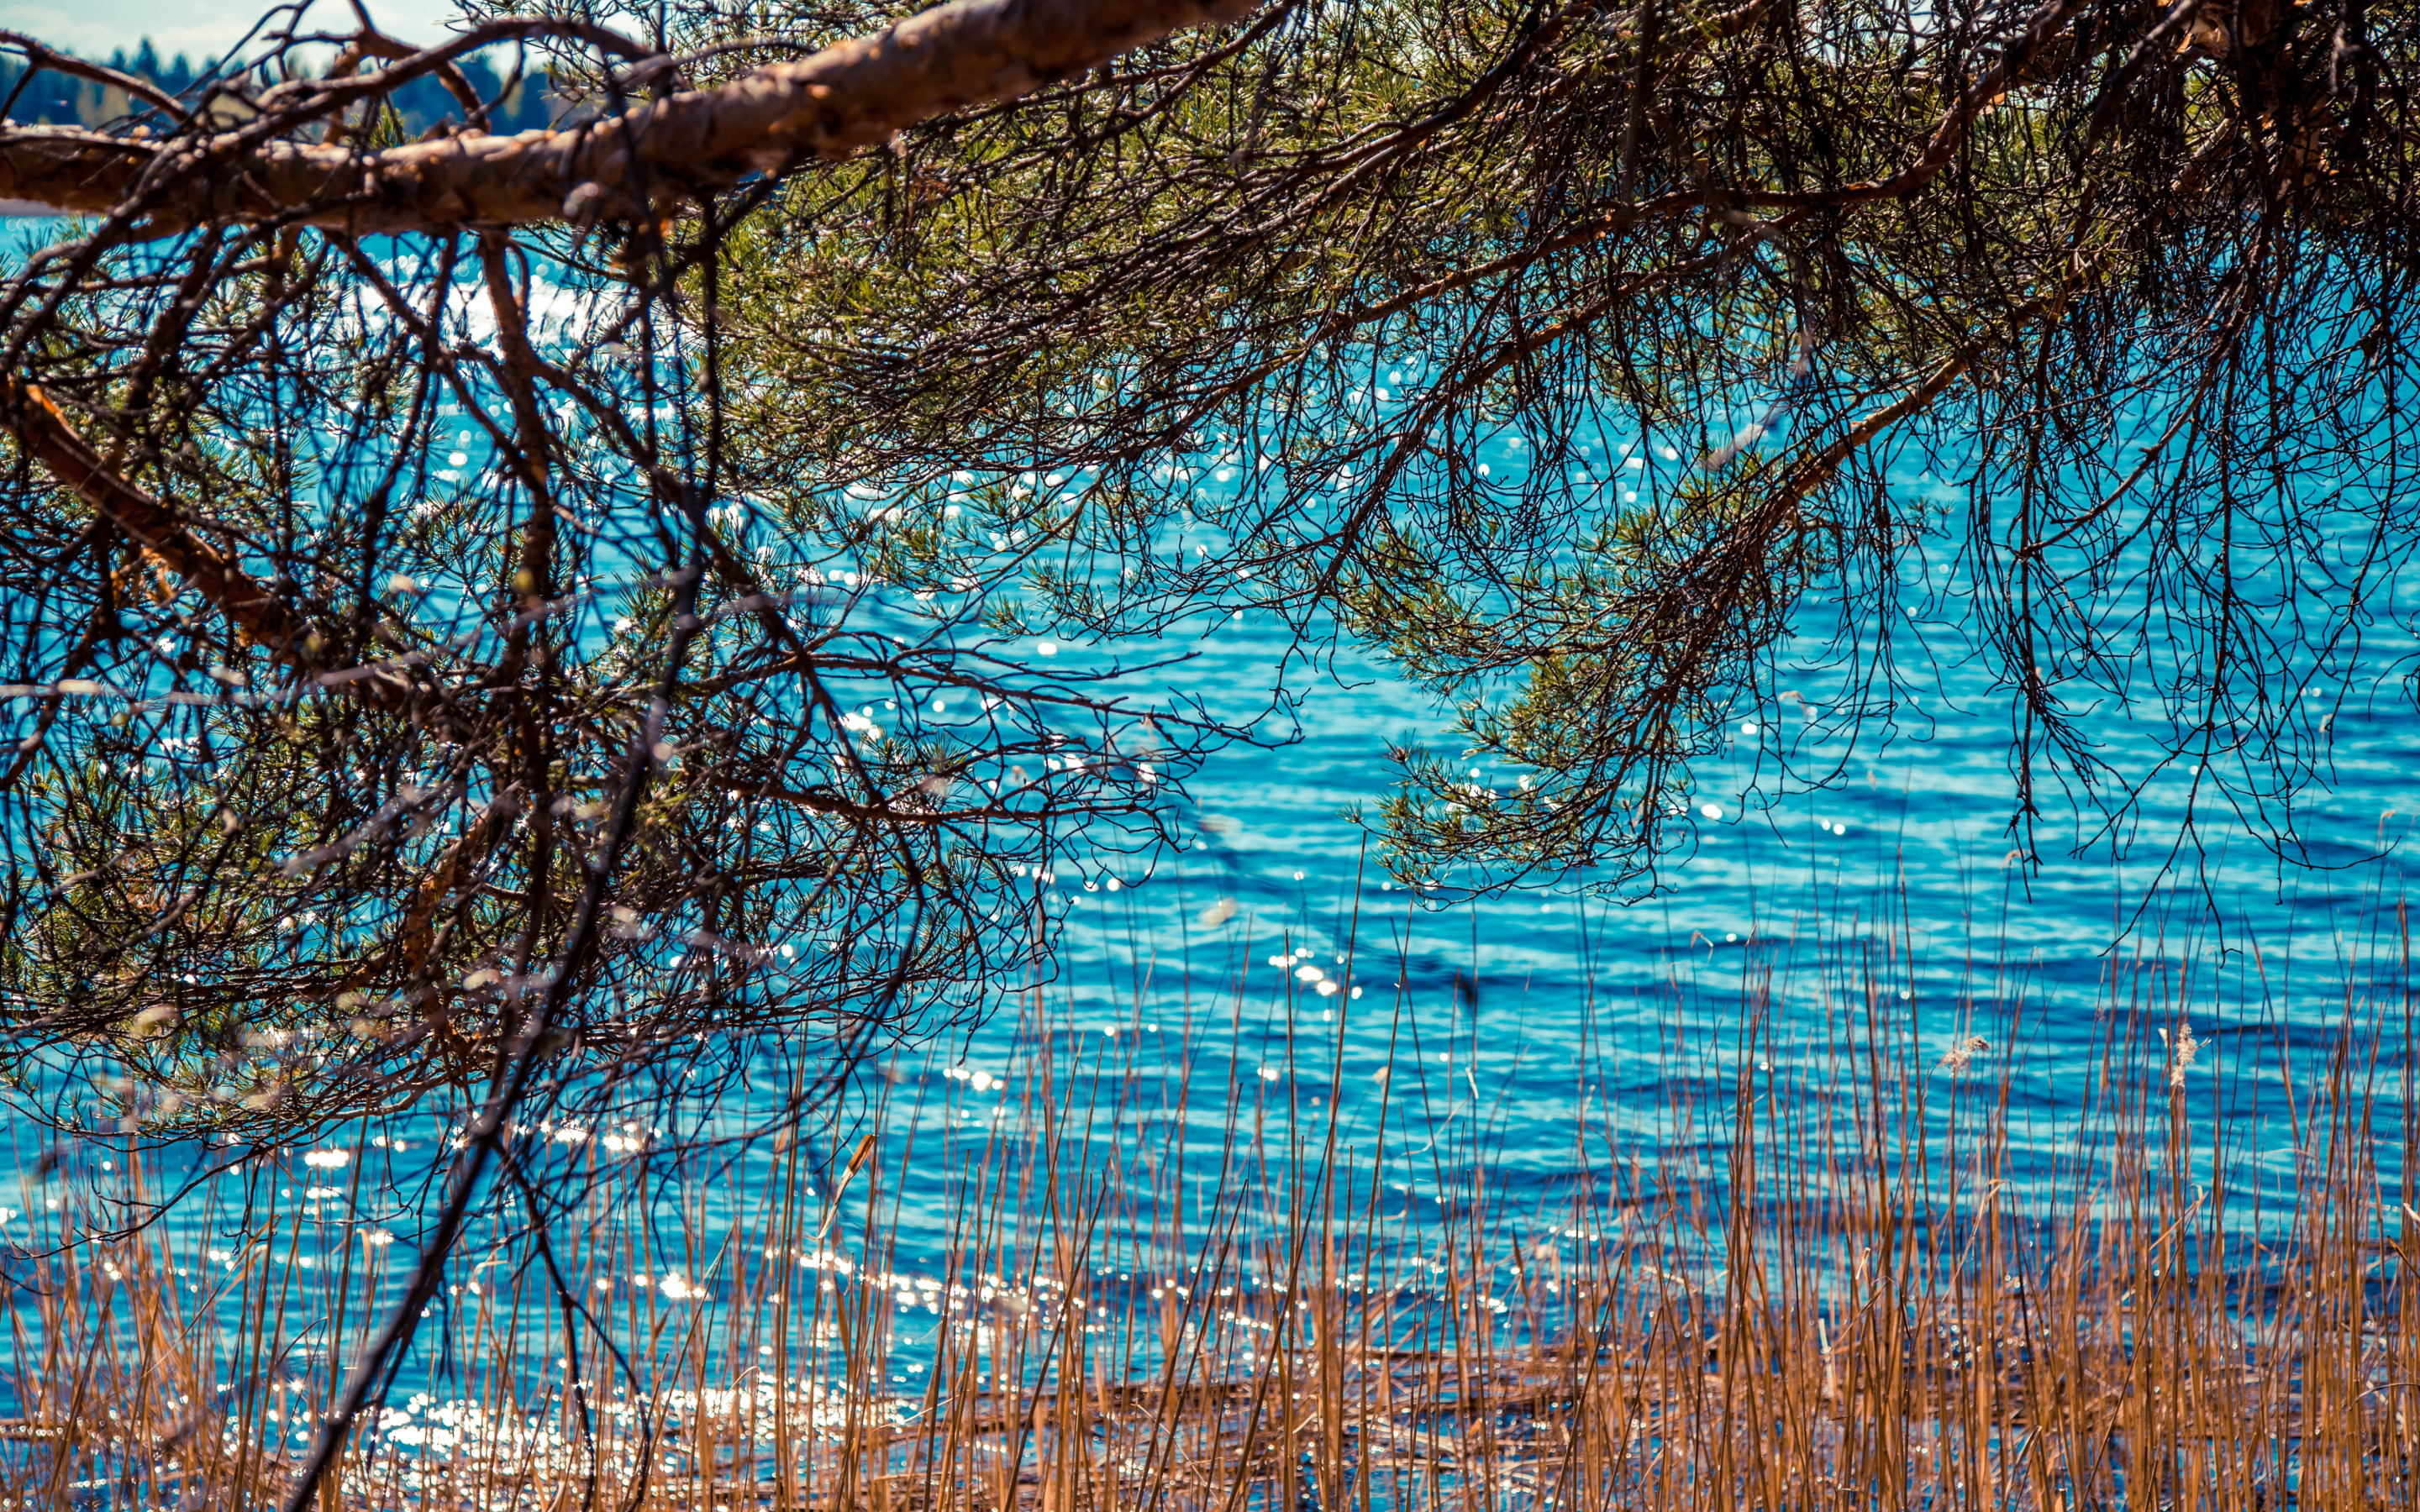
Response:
[3, 908, 2414, 1510]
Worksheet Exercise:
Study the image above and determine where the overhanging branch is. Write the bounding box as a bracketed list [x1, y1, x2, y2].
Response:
[1, 380, 309, 657]
[0, 381, 467, 722]
[0, 0, 1263, 234]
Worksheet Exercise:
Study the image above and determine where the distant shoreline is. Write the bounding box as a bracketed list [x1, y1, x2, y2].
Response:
[0, 200, 62, 217]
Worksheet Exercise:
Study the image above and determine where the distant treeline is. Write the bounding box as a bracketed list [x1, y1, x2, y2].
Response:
[0, 39, 559, 134]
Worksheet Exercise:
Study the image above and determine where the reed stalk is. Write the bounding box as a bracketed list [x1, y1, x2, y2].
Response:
[3, 905, 2413, 1510]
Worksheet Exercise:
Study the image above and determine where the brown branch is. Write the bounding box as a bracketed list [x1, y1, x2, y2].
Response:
[0, 379, 311, 658]
[0, 0, 1265, 234]
[1731, 0, 2096, 210]
[0, 30, 190, 119]
[0, 381, 469, 724]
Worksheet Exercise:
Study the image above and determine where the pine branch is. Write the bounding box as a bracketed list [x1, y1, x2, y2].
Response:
[0, 0, 1262, 234]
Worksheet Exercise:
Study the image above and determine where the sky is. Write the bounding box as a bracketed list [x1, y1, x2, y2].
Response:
[0, 0, 460, 65]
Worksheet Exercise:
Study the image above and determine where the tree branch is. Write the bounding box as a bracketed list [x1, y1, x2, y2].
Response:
[0, 0, 1264, 234]
[0, 379, 310, 657]
[1, 380, 467, 724]
[0, 30, 192, 120]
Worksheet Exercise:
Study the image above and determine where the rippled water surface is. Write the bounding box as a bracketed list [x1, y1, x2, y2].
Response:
[986, 424, 2420, 1186]
[7, 235, 2419, 1467]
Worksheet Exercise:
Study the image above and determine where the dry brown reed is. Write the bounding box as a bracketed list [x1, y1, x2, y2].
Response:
[3, 913, 2415, 1510]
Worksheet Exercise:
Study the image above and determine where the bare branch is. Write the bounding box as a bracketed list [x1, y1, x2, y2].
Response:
[0, 29, 191, 119]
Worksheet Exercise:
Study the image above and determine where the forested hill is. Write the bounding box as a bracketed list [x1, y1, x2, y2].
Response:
[0, 39, 556, 133]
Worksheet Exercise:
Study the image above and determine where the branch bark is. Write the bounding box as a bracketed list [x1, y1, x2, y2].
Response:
[0, 0, 1262, 234]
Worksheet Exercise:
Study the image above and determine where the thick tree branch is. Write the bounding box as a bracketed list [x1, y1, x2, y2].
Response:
[0, 0, 1262, 234]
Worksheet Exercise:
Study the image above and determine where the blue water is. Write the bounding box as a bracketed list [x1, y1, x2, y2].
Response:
[930, 577, 2419, 1189]
[4, 230, 2418, 1488]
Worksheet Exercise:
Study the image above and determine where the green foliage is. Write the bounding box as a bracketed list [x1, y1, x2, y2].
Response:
[0, 192, 1197, 1151]
[709, 0, 2420, 892]
[3, 0, 2413, 1152]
